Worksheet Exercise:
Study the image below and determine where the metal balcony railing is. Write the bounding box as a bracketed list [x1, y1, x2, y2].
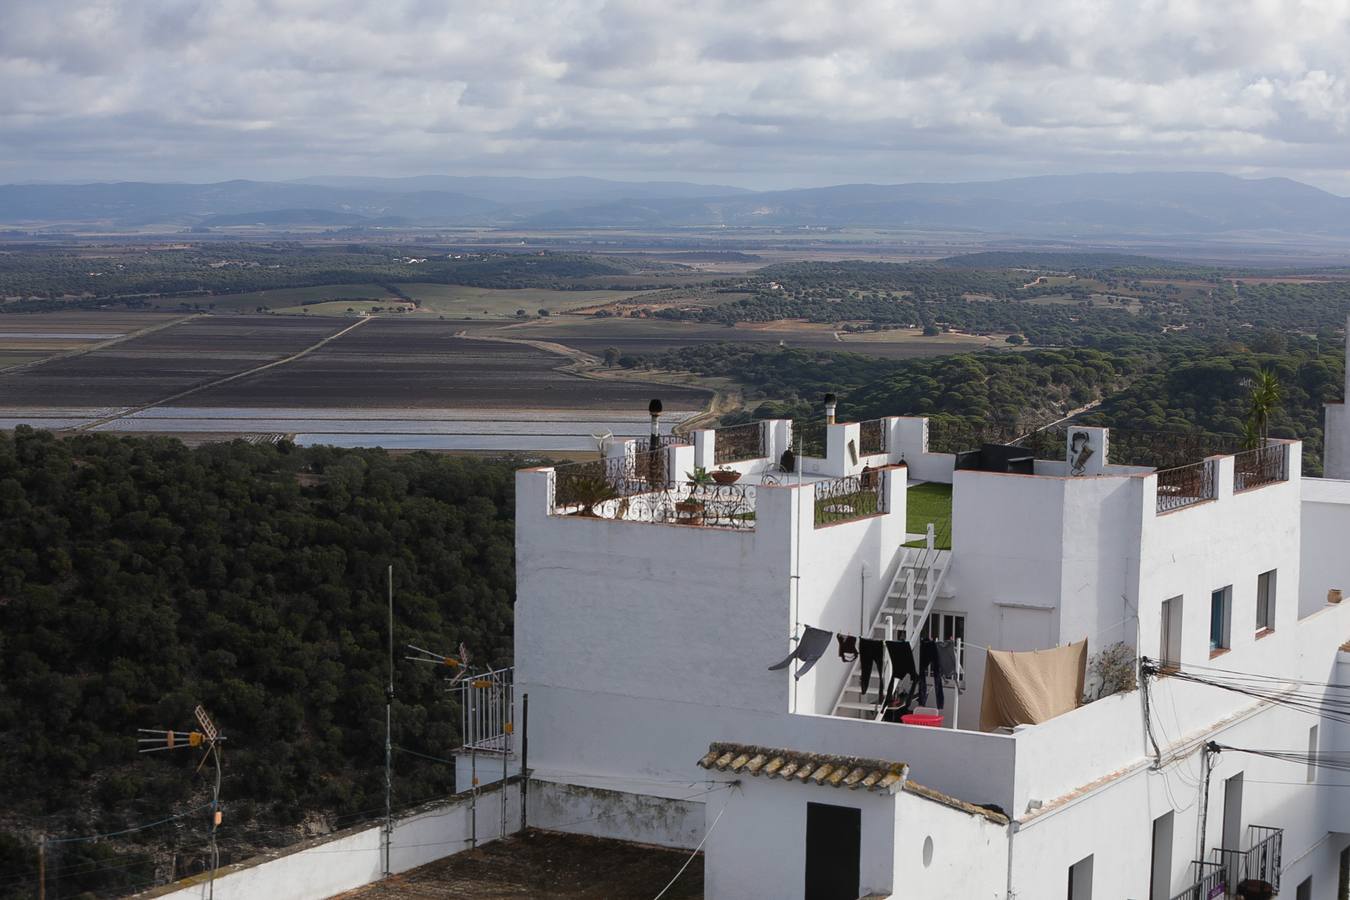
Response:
[714, 421, 766, 464]
[1233, 443, 1289, 493]
[1156, 459, 1216, 514]
[1168, 860, 1226, 900]
[814, 471, 886, 527]
[859, 418, 887, 456]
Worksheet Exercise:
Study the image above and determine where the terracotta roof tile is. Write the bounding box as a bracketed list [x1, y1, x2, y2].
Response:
[696, 742, 906, 794]
[697, 742, 1010, 825]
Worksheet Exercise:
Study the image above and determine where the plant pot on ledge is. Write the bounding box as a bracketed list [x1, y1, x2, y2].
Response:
[675, 498, 704, 524]
[712, 469, 742, 485]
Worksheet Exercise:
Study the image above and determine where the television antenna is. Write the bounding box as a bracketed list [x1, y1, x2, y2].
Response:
[591, 429, 613, 457]
[137, 704, 226, 900]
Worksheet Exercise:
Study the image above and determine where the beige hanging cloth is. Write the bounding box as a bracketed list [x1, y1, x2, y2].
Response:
[979, 639, 1088, 732]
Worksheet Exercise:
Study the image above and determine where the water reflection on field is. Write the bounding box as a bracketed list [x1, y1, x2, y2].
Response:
[0, 406, 695, 452]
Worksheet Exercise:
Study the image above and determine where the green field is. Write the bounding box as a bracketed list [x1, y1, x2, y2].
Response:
[905, 482, 953, 549]
[150, 284, 394, 311]
[399, 283, 648, 318]
[273, 299, 412, 316]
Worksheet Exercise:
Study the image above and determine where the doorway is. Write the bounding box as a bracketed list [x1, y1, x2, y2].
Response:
[805, 802, 861, 900]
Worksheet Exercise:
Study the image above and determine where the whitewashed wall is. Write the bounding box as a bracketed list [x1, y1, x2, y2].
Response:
[700, 774, 898, 900]
[139, 782, 521, 900]
[1298, 476, 1350, 618]
[892, 789, 1008, 900]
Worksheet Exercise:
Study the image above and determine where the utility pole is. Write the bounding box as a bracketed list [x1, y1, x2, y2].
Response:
[37, 835, 45, 900]
[384, 564, 394, 877]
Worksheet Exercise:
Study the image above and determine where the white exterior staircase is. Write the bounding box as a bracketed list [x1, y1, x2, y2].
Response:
[831, 543, 951, 720]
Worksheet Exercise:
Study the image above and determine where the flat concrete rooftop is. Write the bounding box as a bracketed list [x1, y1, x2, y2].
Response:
[330, 829, 702, 900]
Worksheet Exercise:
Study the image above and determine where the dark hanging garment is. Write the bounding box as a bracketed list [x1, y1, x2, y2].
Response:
[918, 637, 945, 710]
[767, 626, 833, 680]
[881, 676, 912, 723]
[836, 634, 859, 662]
[885, 639, 918, 682]
[859, 638, 885, 699]
[936, 640, 958, 679]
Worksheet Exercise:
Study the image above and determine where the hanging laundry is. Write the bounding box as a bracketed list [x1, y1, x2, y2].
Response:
[935, 640, 958, 676]
[884, 638, 918, 684]
[859, 638, 884, 698]
[836, 633, 859, 662]
[767, 626, 833, 680]
[917, 636, 945, 710]
[881, 675, 913, 723]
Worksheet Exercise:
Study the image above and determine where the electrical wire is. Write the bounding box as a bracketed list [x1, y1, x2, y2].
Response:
[652, 794, 731, 900]
[43, 803, 214, 845]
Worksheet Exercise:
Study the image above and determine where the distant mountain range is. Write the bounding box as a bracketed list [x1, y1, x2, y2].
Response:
[3, 172, 1348, 238]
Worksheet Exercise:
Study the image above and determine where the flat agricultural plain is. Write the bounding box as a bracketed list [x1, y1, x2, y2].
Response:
[0, 312, 711, 449]
[501, 316, 999, 358]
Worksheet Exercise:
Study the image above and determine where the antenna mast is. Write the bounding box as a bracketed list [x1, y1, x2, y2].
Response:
[138, 705, 226, 900]
[384, 564, 394, 876]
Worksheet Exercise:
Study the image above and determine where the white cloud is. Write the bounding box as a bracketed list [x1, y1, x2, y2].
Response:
[2, 0, 1350, 192]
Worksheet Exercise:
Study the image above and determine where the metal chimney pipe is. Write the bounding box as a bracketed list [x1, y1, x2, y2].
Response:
[823, 392, 837, 426]
[648, 398, 663, 452]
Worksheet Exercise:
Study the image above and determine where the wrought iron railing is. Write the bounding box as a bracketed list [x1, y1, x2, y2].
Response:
[1233, 443, 1289, 493]
[794, 420, 828, 458]
[1168, 860, 1226, 900]
[1240, 826, 1282, 892]
[552, 448, 673, 515]
[657, 432, 692, 448]
[859, 418, 887, 456]
[925, 419, 1067, 460]
[714, 421, 765, 464]
[551, 449, 756, 530]
[814, 472, 886, 527]
[1156, 459, 1215, 514]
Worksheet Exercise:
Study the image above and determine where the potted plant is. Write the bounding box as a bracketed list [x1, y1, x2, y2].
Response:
[567, 475, 617, 517]
[676, 467, 714, 522]
[712, 466, 742, 485]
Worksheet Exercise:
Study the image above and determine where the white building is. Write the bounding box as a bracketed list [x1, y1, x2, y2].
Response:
[497, 365, 1350, 898]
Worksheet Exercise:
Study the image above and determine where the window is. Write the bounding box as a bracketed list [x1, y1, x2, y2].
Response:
[1210, 587, 1232, 653]
[923, 611, 967, 679]
[1160, 597, 1183, 669]
[1256, 570, 1277, 633]
[1309, 725, 1320, 783]
[1067, 854, 1094, 900]
[1296, 876, 1312, 900]
[1150, 812, 1174, 900]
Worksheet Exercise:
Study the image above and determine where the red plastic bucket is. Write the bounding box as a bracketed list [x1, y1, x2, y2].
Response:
[901, 712, 944, 727]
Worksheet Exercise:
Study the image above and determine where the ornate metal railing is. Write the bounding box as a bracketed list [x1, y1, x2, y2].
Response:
[794, 420, 828, 458]
[714, 421, 765, 464]
[1233, 443, 1289, 493]
[1083, 426, 1238, 470]
[814, 472, 886, 527]
[552, 448, 673, 515]
[925, 419, 1066, 460]
[1156, 459, 1215, 514]
[551, 449, 756, 530]
[859, 418, 887, 456]
[657, 432, 692, 448]
[1168, 860, 1226, 900]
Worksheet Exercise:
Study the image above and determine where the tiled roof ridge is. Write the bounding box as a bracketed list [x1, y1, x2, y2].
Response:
[696, 741, 1009, 825]
[697, 741, 906, 793]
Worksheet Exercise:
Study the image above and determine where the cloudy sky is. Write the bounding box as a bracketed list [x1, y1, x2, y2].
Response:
[3, 0, 1349, 192]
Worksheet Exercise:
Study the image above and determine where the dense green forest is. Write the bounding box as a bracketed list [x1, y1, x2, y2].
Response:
[638, 334, 1345, 472]
[0, 244, 684, 307]
[0, 432, 516, 898]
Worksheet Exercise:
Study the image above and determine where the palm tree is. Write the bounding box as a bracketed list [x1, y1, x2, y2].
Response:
[1242, 369, 1282, 450]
